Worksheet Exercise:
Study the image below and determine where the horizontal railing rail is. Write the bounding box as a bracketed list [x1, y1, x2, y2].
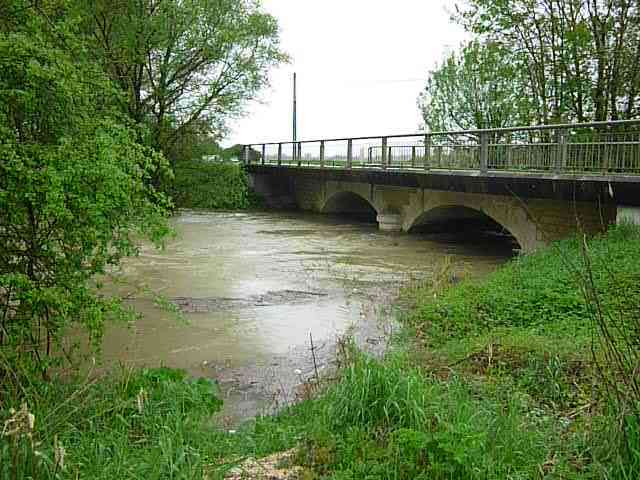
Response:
[242, 119, 640, 175]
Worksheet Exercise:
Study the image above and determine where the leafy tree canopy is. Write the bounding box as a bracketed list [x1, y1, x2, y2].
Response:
[450, 0, 640, 124]
[87, 0, 288, 162]
[0, 0, 170, 372]
[419, 41, 533, 132]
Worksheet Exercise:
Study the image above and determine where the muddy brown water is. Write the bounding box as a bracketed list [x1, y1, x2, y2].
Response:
[100, 210, 515, 423]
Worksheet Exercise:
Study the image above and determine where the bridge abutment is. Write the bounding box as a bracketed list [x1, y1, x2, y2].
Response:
[617, 206, 640, 225]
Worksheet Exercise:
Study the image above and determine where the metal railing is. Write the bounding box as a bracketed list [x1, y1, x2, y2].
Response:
[242, 120, 640, 175]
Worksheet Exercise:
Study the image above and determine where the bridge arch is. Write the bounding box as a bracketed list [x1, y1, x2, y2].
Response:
[405, 200, 535, 252]
[321, 190, 378, 222]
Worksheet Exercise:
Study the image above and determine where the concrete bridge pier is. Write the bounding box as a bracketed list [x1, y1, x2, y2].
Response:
[617, 206, 640, 225]
[376, 213, 403, 232]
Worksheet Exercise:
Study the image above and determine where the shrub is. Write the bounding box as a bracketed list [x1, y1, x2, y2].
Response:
[171, 160, 258, 209]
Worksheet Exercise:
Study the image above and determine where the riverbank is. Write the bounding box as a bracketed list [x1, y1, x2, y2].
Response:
[227, 223, 639, 479]
[3, 224, 638, 478]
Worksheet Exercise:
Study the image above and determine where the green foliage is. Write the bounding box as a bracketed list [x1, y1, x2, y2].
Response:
[453, 0, 640, 123]
[407, 224, 640, 346]
[0, 0, 170, 372]
[171, 160, 259, 210]
[0, 368, 222, 479]
[419, 40, 532, 131]
[324, 354, 430, 432]
[285, 351, 573, 479]
[87, 0, 288, 158]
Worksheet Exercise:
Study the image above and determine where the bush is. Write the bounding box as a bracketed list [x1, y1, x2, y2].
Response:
[171, 160, 259, 209]
[0, 8, 170, 374]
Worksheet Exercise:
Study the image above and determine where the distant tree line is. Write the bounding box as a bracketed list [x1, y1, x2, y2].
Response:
[420, 0, 640, 131]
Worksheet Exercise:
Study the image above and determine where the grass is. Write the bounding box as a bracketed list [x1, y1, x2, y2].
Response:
[2, 224, 639, 478]
[271, 223, 640, 479]
[1, 367, 225, 478]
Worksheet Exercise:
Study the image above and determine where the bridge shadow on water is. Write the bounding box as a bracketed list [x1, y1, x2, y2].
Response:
[409, 207, 520, 257]
[322, 191, 379, 224]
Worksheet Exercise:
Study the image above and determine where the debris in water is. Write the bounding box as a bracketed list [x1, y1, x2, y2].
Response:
[172, 290, 328, 313]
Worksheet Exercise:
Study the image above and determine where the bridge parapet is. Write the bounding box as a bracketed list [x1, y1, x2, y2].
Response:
[244, 121, 640, 252]
[243, 120, 640, 177]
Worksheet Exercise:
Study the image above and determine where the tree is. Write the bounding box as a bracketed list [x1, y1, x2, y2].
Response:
[87, 0, 287, 164]
[419, 41, 532, 132]
[455, 0, 640, 123]
[0, 0, 170, 373]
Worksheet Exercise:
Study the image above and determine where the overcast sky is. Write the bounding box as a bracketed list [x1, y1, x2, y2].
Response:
[225, 1, 467, 146]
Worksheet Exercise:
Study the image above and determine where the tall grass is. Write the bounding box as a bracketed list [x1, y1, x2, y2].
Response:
[287, 348, 571, 479]
[1, 367, 224, 479]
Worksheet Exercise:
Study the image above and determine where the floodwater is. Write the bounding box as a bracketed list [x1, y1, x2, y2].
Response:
[100, 210, 515, 421]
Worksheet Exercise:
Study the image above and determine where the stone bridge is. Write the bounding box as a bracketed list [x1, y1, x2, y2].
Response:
[243, 121, 640, 252]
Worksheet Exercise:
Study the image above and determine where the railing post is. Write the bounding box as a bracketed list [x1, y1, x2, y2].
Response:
[320, 140, 325, 168]
[601, 128, 609, 173]
[411, 146, 416, 168]
[555, 129, 567, 172]
[261, 144, 266, 165]
[480, 132, 488, 173]
[297, 142, 302, 167]
[423, 135, 431, 170]
[277, 143, 282, 166]
[347, 139, 353, 169]
[381, 137, 388, 169]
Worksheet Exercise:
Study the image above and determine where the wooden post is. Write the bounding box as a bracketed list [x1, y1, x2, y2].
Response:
[320, 140, 325, 168]
[381, 137, 388, 169]
[297, 142, 302, 167]
[411, 146, 416, 168]
[261, 144, 266, 165]
[423, 135, 431, 170]
[480, 132, 488, 173]
[347, 139, 353, 169]
[277, 143, 282, 165]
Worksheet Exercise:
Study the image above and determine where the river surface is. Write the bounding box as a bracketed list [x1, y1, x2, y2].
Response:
[101, 210, 514, 422]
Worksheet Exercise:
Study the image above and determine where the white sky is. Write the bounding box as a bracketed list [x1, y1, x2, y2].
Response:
[225, 0, 467, 146]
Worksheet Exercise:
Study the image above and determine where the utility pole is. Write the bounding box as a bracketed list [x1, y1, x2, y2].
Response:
[292, 72, 297, 144]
